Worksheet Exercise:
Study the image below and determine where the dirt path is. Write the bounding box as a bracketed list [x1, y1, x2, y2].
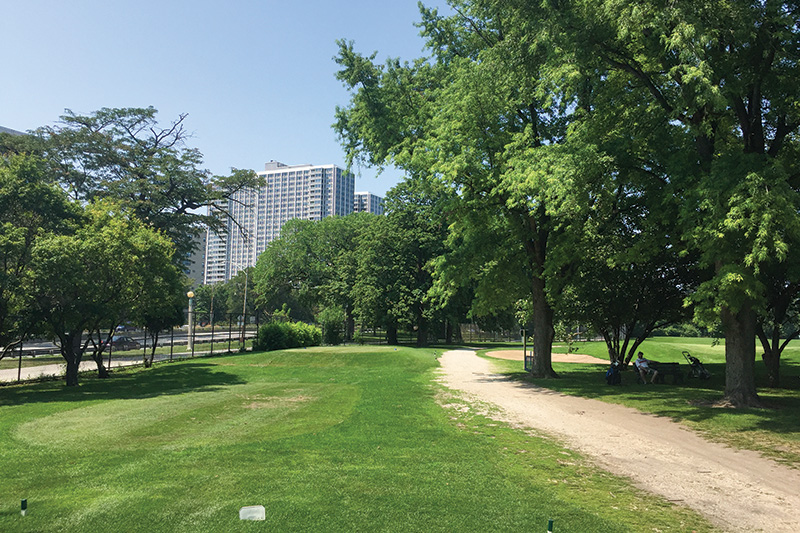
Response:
[437, 349, 800, 533]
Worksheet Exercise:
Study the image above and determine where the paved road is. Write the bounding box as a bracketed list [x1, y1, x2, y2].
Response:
[0, 352, 192, 383]
[0, 346, 251, 384]
[17, 330, 246, 356]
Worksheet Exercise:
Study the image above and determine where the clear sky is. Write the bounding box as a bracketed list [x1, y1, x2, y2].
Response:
[1, 0, 450, 197]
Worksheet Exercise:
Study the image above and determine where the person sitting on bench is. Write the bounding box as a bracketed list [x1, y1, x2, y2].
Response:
[633, 352, 659, 384]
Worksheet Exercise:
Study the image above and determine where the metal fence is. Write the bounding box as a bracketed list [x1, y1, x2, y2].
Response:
[0, 313, 259, 384]
[2, 319, 518, 384]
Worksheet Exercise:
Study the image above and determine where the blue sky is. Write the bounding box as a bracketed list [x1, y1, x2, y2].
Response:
[1, 0, 450, 196]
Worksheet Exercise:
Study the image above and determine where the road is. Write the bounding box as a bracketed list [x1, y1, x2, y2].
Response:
[1, 331, 256, 384]
[17, 330, 251, 356]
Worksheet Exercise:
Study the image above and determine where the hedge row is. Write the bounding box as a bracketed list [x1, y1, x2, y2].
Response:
[254, 320, 322, 351]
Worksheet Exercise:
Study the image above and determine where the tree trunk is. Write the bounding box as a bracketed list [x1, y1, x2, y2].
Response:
[345, 309, 355, 342]
[756, 323, 781, 388]
[721, 304, 761, 407]
[91, 353, 110, 378]
[144, 332, 159, 368]
[386, 323, 398, 345]
[416, 314, 428, 347]
[445, 320, 460, 344]
[62, 348, 81, 387]
[600, 330, 618, 363]
[60, 334, 83, 386]
[761, 349, 780, 389]
[529, 276, 557, 378]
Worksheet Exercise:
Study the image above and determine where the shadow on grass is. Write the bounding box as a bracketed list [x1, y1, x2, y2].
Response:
[503, 361, 800, 436]
[0, 362, 246, 407]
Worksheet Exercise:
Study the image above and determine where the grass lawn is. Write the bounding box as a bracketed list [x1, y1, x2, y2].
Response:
[0, 345, 713, 532]
[485, 337, 800, 466]
[0, 355, 64, 371]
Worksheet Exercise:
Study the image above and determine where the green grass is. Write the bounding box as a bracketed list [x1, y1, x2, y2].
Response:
[485, 337, 800, 466]
[0, 355, 64, 371]
[0, 346, 714, 532]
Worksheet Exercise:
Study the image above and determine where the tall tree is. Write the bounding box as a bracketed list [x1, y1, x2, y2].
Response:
[338, 1, 800, 402]
[542, 0, 800, 405]
[353, 178, 453, 346]
[37, 107, 262, 260]
[335, 5, 604, 375]
[0, 153, 79, 360]
[27, 202, 178, 386]
[253, 214, 374, 338]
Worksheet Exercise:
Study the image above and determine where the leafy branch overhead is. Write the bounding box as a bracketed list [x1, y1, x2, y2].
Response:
[36, 107, 263, 259]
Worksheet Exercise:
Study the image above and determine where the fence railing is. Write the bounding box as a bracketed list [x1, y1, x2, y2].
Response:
[2, 320, 522, 384]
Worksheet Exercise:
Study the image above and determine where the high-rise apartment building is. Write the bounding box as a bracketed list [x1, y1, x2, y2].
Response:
[353, 191, 384, 215]
[204, 161, 356, 284]
[184, 231, 207, 288]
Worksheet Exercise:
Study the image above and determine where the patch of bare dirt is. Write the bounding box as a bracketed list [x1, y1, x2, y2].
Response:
[240, 394, 312, 408]
[438, 349, 800, 533]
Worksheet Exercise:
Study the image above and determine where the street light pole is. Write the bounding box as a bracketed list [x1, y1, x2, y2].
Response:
[187, 291, 195, 353]
[240, 268, 248, 348]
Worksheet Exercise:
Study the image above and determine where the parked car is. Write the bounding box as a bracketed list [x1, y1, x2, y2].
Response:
[104, 335, 141, 351]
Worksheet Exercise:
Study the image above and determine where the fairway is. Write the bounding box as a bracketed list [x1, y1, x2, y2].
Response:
[15, 381, 358, 450]
[1, 346, 713, 532]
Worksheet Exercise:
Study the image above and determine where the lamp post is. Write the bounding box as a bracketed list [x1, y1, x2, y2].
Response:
[187, 290, 195, 353]
[240, 268, 248, 348]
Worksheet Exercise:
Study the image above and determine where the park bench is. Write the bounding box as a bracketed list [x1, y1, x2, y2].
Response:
[650, 362, 684, 385]
[632, 361, 684, 385]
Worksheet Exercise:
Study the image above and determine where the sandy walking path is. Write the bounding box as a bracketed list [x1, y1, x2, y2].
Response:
[438, 349, 800, 533]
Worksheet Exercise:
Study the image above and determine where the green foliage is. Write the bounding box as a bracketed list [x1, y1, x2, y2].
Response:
[337, 0, 800, 399]
[193, 282, 232, 324]
[254, 320, 321, 351]
[318, 306, 345, 346]
[353, 178, 458, 346]
[253, 214, 375, 337]
[26, 201, 179, 385]
[37, 107, 263, 260]
[0, 153, 80, 358]
[549, 0, 800, 403]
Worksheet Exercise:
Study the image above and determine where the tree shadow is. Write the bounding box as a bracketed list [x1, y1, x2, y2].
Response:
[0, 362, 247, 407]
[503, 360, 800, 435]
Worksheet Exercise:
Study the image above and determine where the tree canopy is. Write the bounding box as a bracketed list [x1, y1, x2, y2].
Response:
[36, 107, 262, 260]
[335, 1, 800, 404]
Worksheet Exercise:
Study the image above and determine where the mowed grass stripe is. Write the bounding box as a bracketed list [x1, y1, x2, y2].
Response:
[0, 346, 714, 532]
[14, 382, 358, 449]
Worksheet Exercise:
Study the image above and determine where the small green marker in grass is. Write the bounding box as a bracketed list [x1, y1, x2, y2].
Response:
[21, 499, 27, 516]
[547, 519, 554, 532]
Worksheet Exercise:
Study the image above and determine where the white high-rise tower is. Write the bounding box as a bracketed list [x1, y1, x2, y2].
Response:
[204, 161, 355, 284]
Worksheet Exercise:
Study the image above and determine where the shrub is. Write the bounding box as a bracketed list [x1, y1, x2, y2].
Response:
[254, 320, 322, 351]
[318, 306, 345, 346]
[353, 330, 365, 345]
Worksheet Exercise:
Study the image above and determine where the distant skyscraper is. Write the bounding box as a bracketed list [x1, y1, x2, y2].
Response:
[353, 191, 384, 215]
[204, 161, 356, 284]
[184, 232, 206, 288]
